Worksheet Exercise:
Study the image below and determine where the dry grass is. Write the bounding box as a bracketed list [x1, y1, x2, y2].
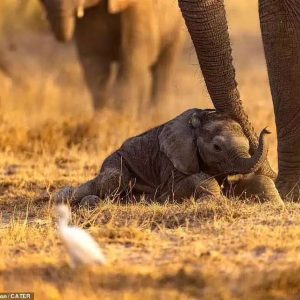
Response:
[0, 1, 299, 299]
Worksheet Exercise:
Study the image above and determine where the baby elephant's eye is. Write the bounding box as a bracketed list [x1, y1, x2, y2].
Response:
[213, 144, 222, 152]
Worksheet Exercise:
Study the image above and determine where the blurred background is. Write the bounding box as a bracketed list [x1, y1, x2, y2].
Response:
[1, 4, 298, 298]
[0, 0, 277, 168]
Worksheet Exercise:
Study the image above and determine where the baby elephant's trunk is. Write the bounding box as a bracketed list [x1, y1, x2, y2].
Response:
[232, 128, 270, 175]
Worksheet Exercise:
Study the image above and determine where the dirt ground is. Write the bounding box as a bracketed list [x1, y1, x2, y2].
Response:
[1, 1, 300, 299]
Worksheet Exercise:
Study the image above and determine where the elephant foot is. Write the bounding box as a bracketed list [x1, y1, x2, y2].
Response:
[79, 195, 101, 208]
[55, 187, 102, 207]
[276, 179, 300, 202]
[195, 194, 225, 204]
[226, 174, 284, 206]
[55, 186, 76, 204]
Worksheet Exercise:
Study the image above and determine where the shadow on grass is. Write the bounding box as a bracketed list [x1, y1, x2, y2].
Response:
[2, 263, 300, 298]
[0, 264, 206, 297]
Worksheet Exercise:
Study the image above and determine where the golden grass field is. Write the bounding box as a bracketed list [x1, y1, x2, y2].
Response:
[1, 1, 300, 299]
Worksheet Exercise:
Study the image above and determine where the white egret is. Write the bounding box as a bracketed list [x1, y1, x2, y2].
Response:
[55, 204, 107, 267]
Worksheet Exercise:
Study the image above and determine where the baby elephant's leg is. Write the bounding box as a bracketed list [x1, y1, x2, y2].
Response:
[173, 172, 221, 201]
[232, 174, 284, 205]
[59, 153, 131, 205]
[77, 154, 131, 204]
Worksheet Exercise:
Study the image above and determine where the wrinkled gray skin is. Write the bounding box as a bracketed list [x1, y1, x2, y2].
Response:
[178, 0, 300, 200]
[39, 0, 184, 110]
[56, 109, 283, 206]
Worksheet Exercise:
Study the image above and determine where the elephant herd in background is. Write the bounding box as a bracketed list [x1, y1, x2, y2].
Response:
[39, 0, 184, 110]
[39, 0, 300, 201]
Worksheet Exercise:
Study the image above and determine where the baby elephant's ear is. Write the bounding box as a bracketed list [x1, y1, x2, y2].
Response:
[159, 109, 202, 175]
[190, 112, 202, 128]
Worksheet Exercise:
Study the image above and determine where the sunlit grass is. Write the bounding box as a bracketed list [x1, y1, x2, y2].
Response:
[1, 199, 300, 299]
[0, 0, 296, 299]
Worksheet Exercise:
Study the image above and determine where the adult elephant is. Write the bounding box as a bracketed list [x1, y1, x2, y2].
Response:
[178, 0, 300, 200]
[39, 0, 184, 110]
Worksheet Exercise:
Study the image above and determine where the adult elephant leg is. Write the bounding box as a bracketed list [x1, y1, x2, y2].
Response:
[116, 63, 151, 110]
[74, 6, 119, 111]
[115, 4, 152, 110]
[178, 0, 275, 179]
[75, 33, 112, 111]
[259, 0, 300, 200]
[151, 31, 184, 105]
[76, 52, 112, 111]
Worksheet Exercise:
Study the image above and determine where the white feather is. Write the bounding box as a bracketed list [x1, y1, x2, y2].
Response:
[56, 204, 107, 267]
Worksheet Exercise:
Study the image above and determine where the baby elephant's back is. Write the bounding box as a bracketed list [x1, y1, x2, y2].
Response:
[116, 126, 164, 187]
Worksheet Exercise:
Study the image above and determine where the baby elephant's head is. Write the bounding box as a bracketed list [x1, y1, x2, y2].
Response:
[190, 111, 270, 175]
[159, 109, 270, 176]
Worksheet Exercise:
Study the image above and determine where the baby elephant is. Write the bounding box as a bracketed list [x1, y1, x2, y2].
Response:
[57, 109, 283, 205]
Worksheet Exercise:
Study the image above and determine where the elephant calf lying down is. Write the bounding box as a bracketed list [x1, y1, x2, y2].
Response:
[57, 109, 283, 205]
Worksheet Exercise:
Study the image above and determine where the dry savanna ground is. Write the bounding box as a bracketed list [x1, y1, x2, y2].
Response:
[1, 1, 300, 299]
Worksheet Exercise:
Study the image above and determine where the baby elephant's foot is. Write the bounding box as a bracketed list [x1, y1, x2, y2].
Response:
[196, 175, 221, 199]
[79, 195, 101, 208]
[188, 173, 221, 201]
[173, 173, 221, 202]
[55, 186, 76, 204]
[232, 174, 284, 206]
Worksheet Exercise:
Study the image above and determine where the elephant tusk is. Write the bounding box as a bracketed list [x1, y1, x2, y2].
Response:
[77, 5, 84, 18]
[76, 0, 85, 18]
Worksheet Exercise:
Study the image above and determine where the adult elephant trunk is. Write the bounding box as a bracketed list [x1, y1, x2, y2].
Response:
[49, 14, 75, 42]
[41, 0, 78, 42]
[230, 128, 270, 175]
[178, 0, 276, 179]
[41, 0, 102, 42]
